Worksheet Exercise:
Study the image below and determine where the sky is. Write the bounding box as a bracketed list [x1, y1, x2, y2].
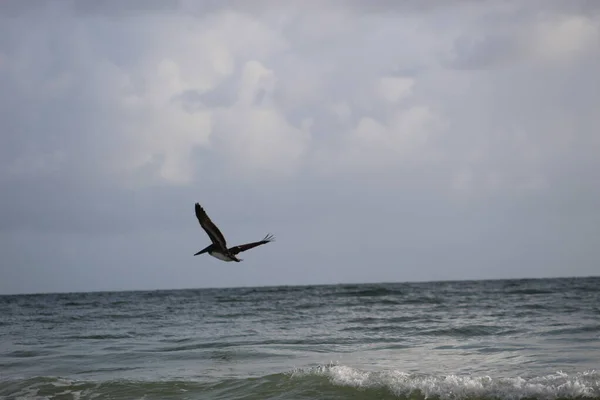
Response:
[1, 0, 599, 294]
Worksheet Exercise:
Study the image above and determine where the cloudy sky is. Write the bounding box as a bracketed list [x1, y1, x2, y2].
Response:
[1, 0, 599, 294]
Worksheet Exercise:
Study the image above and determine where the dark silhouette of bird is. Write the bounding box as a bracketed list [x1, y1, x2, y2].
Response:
[193, 203, 274, 262]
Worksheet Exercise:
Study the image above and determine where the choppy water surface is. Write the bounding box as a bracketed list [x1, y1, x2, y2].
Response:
[1, 277, 599, 399]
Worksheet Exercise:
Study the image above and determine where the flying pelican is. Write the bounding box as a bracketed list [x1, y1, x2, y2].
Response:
[193, 202, 274, 262]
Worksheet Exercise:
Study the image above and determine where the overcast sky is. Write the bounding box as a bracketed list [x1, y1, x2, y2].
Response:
[1, 0, 599, 294]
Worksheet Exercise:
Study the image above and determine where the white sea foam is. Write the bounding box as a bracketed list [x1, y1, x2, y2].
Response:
[292, 365, 600, 400]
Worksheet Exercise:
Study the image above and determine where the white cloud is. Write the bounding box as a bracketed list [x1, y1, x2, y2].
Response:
[2, 1, 599, 192]
[321, 102, 443, 174]
[56, 10, 293, 185]
[113, 57, 214, 185]
[530, 14, 599, 61]
[212, 60, 311, 178]
[330, 102, 352, 123]
[377, 77, 415, 103]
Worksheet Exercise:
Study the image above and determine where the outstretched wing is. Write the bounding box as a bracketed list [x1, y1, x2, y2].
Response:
[229, 234, 275, 255]
[195, 203, 228, 249]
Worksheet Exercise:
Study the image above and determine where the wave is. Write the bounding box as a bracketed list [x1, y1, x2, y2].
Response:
[333, 286, 402, 298]
[505, 289, 557, 295]
[64, 333, 135, 340]
[293, 365, 600, 400]
[346, 316, 420, 324]
[5, 349, 54, 358]
[543, 324, 600, 336]
[421, 324, 516, 337]
[2, 366, 598, 400]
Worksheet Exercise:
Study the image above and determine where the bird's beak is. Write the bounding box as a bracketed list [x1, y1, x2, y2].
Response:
[194, 245, 211, 256]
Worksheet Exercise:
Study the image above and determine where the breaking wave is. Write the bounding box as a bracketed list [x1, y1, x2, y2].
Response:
[2, 366, 599, 400]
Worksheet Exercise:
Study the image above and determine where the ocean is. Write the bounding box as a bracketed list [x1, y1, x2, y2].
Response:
[0, 277, 599, 400]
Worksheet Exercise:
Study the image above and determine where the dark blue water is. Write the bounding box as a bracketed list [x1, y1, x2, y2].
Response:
[1, 277, 599, 399]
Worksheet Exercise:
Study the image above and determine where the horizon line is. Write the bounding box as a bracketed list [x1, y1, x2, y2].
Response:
[1, 274, 598, 297]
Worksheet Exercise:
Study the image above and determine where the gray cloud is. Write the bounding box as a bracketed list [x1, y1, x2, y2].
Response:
[1, 1, 599, 294]
[0, 0, 180, 17]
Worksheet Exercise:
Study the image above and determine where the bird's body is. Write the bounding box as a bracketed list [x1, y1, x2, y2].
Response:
[209, 250, 238, 262]
[193, 203, 274, 262]
[198, 243, 241, 262]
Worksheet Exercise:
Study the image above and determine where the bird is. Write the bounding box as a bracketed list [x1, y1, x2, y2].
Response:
[193, 202, 275, 262]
